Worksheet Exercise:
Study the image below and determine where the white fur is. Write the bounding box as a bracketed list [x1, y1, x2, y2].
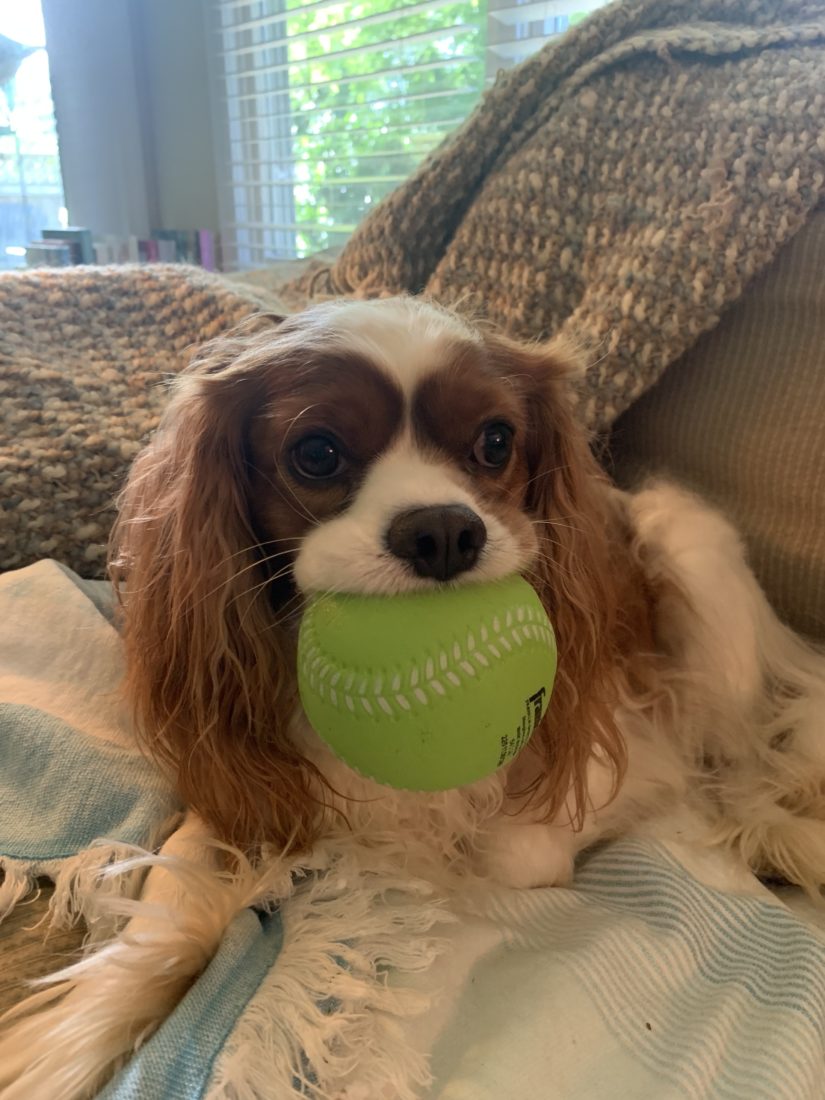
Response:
[309, 296, 481, 399]
[295, 435, 531, 595]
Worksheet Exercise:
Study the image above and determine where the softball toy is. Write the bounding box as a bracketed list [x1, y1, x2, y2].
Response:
[298, 575, 557, 791]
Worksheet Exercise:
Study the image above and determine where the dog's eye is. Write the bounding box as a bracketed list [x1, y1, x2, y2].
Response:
[472, 422, 514, 470]
[291, 434, 344, 480]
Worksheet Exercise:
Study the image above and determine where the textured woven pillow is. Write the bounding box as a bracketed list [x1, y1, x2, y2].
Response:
[610, 208, 825, 642]
[0, 266, 287, 578]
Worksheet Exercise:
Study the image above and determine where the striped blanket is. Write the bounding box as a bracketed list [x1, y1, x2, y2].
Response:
[2, 561, 825, 1099]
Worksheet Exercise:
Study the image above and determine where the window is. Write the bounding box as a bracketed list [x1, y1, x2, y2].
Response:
[210, 1, 608, 269]
[0, 0, 64, 270]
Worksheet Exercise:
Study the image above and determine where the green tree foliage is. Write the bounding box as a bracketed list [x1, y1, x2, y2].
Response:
[284, 0, 486, 255]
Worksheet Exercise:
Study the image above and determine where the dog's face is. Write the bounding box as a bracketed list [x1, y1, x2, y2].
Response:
[113, 297, 623, 851]
[242, 298, 540, 598]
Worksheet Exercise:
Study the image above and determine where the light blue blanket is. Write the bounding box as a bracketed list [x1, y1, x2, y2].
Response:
[2, 562, 825, 1099]
[0, 561, 179, 906]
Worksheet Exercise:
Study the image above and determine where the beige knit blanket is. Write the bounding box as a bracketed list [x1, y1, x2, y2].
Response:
[0, 267, 288, 576]
[1, 0, 825, 578]
[300, 0, 825, 431]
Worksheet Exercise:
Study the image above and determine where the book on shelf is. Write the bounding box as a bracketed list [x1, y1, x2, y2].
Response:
[157, 239, 177, 263]
[41, 227, 94, 265]
[92, 239, 117, 265]
[152, 229, 197, 262]
[93, 237, 137, 264]
[151, 228, 218, 269]
[197, 229, 216, 271]
[25, 241, 73, 267]
[138, 239, 160, 263]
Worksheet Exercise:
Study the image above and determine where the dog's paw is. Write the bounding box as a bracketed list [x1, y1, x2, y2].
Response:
[482, 822, 575, 889]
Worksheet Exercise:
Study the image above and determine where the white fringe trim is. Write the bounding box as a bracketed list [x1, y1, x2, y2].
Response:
[206, 839, 456, 1100]
[0, 830, 456, 1100]
[0, 813, 181, 938]
[0, 832, 264, 1100]
[0, 859, 35, 922]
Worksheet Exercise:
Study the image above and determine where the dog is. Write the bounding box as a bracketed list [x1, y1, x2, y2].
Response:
[2, 295, 825, 1097]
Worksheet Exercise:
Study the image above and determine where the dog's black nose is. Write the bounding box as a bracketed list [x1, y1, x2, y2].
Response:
[386, 505, 487, 581]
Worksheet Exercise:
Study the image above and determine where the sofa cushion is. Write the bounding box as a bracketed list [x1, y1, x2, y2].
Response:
[610, 208, 825, 641]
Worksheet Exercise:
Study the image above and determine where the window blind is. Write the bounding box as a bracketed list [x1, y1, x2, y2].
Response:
[210, 0, 607, 268]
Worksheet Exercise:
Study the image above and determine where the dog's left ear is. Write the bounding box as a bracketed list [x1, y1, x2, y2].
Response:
[485, 333, 627, 824]
[109, 325, 323, 854]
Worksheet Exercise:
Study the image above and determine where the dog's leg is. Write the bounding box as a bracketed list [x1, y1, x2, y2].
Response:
[0, 813, 246, 1100]
[481, 820, 579, 889]
[481, 750, 625, 889]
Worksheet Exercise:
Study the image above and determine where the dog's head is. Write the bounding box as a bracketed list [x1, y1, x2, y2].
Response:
[112, 297, 626, 850]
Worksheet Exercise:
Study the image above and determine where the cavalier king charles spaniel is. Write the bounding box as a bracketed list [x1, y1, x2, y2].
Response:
[3, 296, 825, 1098]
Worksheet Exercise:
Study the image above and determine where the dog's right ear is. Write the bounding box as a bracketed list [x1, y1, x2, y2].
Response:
[109, 325, 323, 854]
[483, 332, 630, 825]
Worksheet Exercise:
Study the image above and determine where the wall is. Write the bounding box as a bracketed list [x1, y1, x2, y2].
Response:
[41, 0, 219, 238]
[135, 0, 220, 233]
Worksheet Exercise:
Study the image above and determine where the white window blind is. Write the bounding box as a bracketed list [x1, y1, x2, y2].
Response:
[210, 0, 608, 269]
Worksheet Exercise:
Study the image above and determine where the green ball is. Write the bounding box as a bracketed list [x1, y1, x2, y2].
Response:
[298, 575, 557, 791]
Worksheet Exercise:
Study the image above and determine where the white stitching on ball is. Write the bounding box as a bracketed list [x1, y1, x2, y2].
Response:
[301, 602, 554, 722]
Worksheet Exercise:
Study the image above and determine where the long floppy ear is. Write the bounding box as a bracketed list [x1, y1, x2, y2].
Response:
[109, 328, 322, 853]
[487, 334, 630, 826]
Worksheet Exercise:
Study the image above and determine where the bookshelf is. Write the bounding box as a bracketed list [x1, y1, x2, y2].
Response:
[23, 225, 220, 269]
